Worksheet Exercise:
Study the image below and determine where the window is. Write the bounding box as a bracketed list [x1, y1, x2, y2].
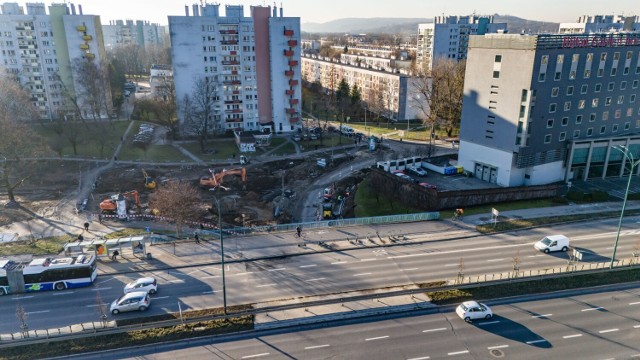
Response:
[600, 125, 606, 134]
[570, 70, 576, 80]
[602, 111, 609, 120]
[589, 113, 596, 122]
[584, 69, 591, 78]
[600, 53, 607, 61]
[492, 71, 500, 79]
[630, 108, 635, 117]
[612, 124, 619, 132]
[494, 55, 502, 63]
[541, 55, 548, 64]
[625, 122, 631, 130]
[613, 52, 620, 61]
[592, 98, 599, 108]
[564, 101, 571, 111]
[608, 82, 615, 91]
[621, 81, 627, 90]
[549, 103, 557, 113]
[576, 115, 583, 124]
[587, 128, 593, 136]
[578, 99, 585, 109]
[595, 83, 602, 92]
[598, 68, 604, 77]
[555, 72, 562, 80]
[611, 67, 617, 76]
[557, 54, 564, 64]
[551, 87, 559, 97]
[559, 132, 566, 141]
[567, 86, 574, 96]
[618, 95, 624, 104]
[538, 73, 546, 82]
[547, 119, 554, 128]
[605, 97, 612, 106]
[561, 117, 569, 126]
[615, 110, 621, 119]
[573, 130, 580, 138]
[632, 94, 637, 103]
[544, 134, 552, 144]
[581, 84, 588, 94]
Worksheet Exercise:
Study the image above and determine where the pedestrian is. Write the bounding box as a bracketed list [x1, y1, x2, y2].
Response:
[194, 233, 200, 244]
[83, 222, 89, 231]
[98, 213, 103, 224]
[77, 234, 84, 242]
[451, 140, 455, 149]
[296, 226, 301, 238]
[111, 250, 119, 261]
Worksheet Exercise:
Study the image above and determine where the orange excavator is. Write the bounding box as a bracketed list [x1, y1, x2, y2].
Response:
[99, 190, 140, 217]
[200, 167, 247, 190]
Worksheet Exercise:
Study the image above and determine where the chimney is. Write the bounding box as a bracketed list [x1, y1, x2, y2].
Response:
[272, 5, 277, 17]
[192, 4, 199, 17]
[78, 4, 82, 15]
[70, 3, 76, 15]
[280, 3, 283, 17]
[185, 5, 189, 16]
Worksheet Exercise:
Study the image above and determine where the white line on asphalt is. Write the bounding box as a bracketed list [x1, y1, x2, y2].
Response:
[634, 325, 640, 328]
[447, 350, 469, 356]
[200, 275, 217, 279]
[268, 268, 287, 272]
[12, 296, 33, 300]
[304, 344, 330, 350]
[581, 307, 603, 312]
[629, 301, 640, 305]
[599, 328, 619, 334]
[487, 345, 509, 350]
[360, 258, 377, 262]
[236, 272, 254, 276]
[526, 339, 548, 344]
[241, 353, 270, 359]
[25, 310, 50, 315]
[444, 264, 458, 267]
[53, 291, 75, 296]
[365, 335, 389, 341]
[387, 243, 524, 260]
[95, 277, 117, 284]
[407, 356, 431, 360]
[353, 272, 372, 277]
[532, 314, 553, 318]
[527, 255, 545, 258]
[486, 259, 504, 262]
[422, 328, 447, 333]
[256, 283, 277, 288]
[387, 254, 421, 259]
[404, 268, 419, 271]
[306, 278, 325, 282]
[478, 321, 500, 326]
[85, 304, 101, 307]
[331, 261, 347, 265]
[202, 291, 214, 295]
[563, 334, 583, 339]
[92, 287, 111, 291]
[154, 296, 170, 300]
[165, 280, 185, 284]
[299, 264, 317, 268]
[605, 247, 614, 250]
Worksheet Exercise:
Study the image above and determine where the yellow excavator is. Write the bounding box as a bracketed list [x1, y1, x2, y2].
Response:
[200, 167, 247, 190]
[142, 169, 156, 190]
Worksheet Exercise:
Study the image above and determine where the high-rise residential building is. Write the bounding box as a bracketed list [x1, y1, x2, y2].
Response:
[0, 2, 111, 119]
[457, 33, 640, 187]
[169, 4, 301, 134]
[102, 20, 167, 49]
[301, 54, 425, 122]
[559, 15, 640, 34]
[416, 15, 507, 72]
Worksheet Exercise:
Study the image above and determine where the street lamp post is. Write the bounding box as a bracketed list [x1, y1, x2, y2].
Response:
[213, 197, 227, 314]
[610, 145, 640, 269]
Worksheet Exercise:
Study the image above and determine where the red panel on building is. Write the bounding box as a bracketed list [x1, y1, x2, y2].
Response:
[288, 60, 298, 66]
[287, 40, 297, 47]
[283, 50, 294, 57]
[284, 29, 294, 36]
[285, 70, 294, 77]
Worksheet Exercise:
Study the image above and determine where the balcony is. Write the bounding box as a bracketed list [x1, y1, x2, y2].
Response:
[285, 89, 294, 95]
[82, 35, 92, 41]
[220, 29, 238, 34]
[284, 70, 294, 77]
[224, 99, 242, 104]
[288, 80, 298, 86]
[286, 108, 297, 114]
[223, 80, 241, 85]
[284, 29, 294, 36]
[221, 60, 240, 65]
[232, 90, 240, 94]
[289, 117, 300, 123]
[79, 44, 89, 50]
[288, 60, 298, 67]
[230, 51, 237, 55]
[85, 53, 95, 60]
[283, 50, 293, 57]
[289, 99, 299, 105]
[76, 25, 86, 32]
[221, 40, 237, 45]
[287, 40, 297, 47]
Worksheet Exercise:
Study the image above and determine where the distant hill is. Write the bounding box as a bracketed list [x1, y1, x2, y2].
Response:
[301, 15, 559, 35]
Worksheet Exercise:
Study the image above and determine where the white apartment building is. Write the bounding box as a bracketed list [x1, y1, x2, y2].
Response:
[417, 15, 507, 72]
[0, 2, 111, 119]
[559, 15, 640, 34]
[301, 54, 425, 121]
[102, 19, 167, 49]
[169, 4, 301, 134]
[340, 53, 412, 74]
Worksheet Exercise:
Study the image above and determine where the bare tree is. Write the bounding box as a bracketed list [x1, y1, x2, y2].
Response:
[152, 77, 178, 138]
[72, 58, 113, 120]
[16, 304, 28, 338]
[187, 77, 219, 151]
[95, 293, 108, 327]
[149, 181, 200, 237]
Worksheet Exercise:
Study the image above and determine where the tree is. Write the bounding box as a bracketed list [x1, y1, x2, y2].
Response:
[72, 58, 113, 120]
[186, 77, 219, 151]
[0, 76, 47, 204]
[152, 77, 178, 138]
[149, 181, 200, 237]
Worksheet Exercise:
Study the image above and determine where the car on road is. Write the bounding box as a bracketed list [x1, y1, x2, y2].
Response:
[292, 134, 301, 141]
[419, 182, 437, 190]
[124, 277, 158, 294]
[534, 234, 570, 253]
[456, 300, 493, 322]
[110, 291, 151, 315]
[406, 166, 427, 177]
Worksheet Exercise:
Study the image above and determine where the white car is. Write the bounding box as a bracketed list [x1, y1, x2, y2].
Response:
[456, 301, 493, 322]
[124, 277, 158, 294]
[110, 291, 150, 315]
[407, 166, 427, 177]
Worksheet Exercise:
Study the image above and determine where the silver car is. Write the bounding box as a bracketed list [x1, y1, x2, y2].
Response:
[124, 277, 158, 294]
[110, 291, 150, 315]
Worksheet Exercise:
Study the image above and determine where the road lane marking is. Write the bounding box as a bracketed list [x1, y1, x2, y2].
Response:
[12, 296, 34, 300]
[487, 345, 509, 350]
[634, 325, 640, 328]
[527, 255, 545, 258]
[478, 321, 500, 325]
[256, 283, 277, 288]
[299, 264, 317, 268]
[165, 280, 185, 284]
[581, 307, 603, 312]
[404, 268, 419, 271]
[25, 310, 50, 315]
[563, 334, 583, 339]
[331, 261, 347, 265]
[85, 304, 101, 307]
[53, 291, 75, 296]
[526, 339, 548, 344]
[353, 272, 372, 277]
[360, 258, 377, 262]
[387, 254, 420, 259]
[487, 258, 504, 262]
[365, 335, 389, 341]
[236, 272, 254, 276]
[388, 243, 524, 260]
[267, 268, 287, 272]
[407, 357, 430, 360]
[422, 328, 447, 333]
[447, 350, 469, 356]
[241, 353, 269, 359]
[599, 328, 619, 334]
[629, 301, 640, 305]
[92, 287, 112, 291]
[202, 291, 214, 294]
[154, 296, 170, 300]
[306, 278, 325, 282]
[532, 314, 553, 318]
[304, 344, 330, 350]
[444, 264, 458, 267]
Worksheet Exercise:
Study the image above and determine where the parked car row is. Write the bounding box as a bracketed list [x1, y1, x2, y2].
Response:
[133, 124, 155, 145]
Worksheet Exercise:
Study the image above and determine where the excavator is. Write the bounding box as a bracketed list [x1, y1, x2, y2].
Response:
[142, 169, 156, 190]
[200, 167, 247, 190]
[99, 190, 140, 217]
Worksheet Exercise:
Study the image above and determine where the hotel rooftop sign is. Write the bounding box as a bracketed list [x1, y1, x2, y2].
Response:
[536, 33, 640, 50]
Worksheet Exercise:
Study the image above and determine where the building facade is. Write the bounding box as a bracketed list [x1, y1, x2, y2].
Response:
[458, 33, 640, 187]
[169, 4, 301, 134]
[102, 19, 167, 49]
[417, 15, 507, 72]
[559, 15, 640, 34]
[0, 2, 111, 119]
[301, 54, 425, 121]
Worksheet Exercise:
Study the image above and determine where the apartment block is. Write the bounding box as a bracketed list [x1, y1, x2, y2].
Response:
[169, 4, 301, 134]
[458, 33, 640, 186]
[559, 15, 640, 34]
[102, 19, 167, 49]
[0, 2, 111, 119]
[417, 15, 507, 72]
[301, 54, 425, 121]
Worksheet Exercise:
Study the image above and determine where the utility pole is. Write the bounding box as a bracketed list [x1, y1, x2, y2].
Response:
[213, 196, 227, 315]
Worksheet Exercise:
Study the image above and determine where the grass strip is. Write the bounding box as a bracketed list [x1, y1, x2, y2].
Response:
[476, 209, 640, 234]
[423, 267, 640, 305]
[0, 306, 253, 360]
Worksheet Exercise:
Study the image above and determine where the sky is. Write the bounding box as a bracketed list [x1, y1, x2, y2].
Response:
[9, 0, 640, 25]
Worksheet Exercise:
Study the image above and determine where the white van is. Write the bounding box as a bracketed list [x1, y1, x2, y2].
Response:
[534, 235, 570, 253]
[340, 125, 354, 136]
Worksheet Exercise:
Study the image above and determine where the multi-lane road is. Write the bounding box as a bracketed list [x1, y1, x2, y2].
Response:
[2, 216, 640, 334]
